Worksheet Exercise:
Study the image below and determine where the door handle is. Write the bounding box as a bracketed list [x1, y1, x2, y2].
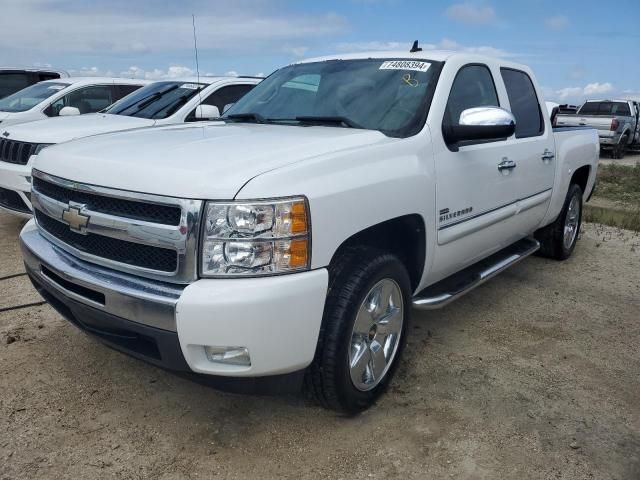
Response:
[541, 149, 555, 162]
[498, 159, 517, 171]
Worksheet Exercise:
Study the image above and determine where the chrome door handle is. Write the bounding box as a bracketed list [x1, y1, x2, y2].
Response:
[498, 159, 517, 171]
[541, 149, 555, 162]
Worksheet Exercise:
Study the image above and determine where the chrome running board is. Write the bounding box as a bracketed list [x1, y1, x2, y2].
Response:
[412, 237, 540, 310]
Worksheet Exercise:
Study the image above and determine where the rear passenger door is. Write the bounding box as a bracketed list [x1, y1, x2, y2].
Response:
[500, 68, 555, 229]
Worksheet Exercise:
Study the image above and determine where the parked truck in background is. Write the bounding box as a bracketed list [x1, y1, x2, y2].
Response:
[20, 50, 598, 413]
[0, 67, 69, 99]
[556, 99, 640, 158]
[0, 76, 261, 217]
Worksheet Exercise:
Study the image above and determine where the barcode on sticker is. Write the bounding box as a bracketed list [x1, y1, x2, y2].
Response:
[379, 61, 430, 72]
[180, 83, 200, 90]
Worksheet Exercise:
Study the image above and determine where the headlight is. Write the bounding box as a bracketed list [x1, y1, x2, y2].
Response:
[201, 197, 310, 277]
[34, 144, 54, 155]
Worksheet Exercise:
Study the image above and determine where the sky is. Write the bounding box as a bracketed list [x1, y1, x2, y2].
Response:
[1, 0, 639, 104]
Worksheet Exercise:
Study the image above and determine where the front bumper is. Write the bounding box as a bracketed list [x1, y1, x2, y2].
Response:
[0, 159, 33, 217]
[20, 220, 328, 382]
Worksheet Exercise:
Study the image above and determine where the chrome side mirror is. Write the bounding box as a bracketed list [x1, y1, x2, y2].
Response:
[444, 106, 516, 148]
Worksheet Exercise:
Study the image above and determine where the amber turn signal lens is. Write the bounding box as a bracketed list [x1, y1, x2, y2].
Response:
[288, 238, 309, 269]
[291, 201, 308, 235]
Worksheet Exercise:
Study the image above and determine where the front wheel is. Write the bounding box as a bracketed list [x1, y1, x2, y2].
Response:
[535, 183, 583, 260]
[306, 247, 411, 414]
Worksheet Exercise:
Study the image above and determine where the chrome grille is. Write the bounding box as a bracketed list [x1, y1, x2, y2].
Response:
[31, 169, 203, 284]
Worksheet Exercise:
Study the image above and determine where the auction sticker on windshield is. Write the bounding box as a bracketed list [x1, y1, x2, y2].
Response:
[379, 60, 430, 72]
[180, 83, 201, 90]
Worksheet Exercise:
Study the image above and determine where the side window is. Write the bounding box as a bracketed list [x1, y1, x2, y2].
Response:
[47, 85, 114, 116]
[203, 84, 255, 113]
[501, 68, 543, 138]
[444, 64, 499, 127]
[187, 84, 256, 121]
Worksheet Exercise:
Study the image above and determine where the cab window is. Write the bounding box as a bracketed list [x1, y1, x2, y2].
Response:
[500, 68, 544, 138]
[443, 64, 499, 129]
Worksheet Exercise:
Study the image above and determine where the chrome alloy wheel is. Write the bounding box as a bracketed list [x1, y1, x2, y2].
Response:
[349, 278, 404, 392]
[563, 194, 581, 250]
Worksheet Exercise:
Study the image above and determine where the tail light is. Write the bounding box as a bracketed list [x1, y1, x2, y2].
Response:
[610, 118, 619, 131]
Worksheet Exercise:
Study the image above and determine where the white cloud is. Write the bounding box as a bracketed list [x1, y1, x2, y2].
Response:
[554, 82, 614, 101]
[446, 3, 496, 25]
[0, 0, 348, 56]
[583, 82, 613, 96]
[335, 38, 513, 57]
[545, 15, 569, 31]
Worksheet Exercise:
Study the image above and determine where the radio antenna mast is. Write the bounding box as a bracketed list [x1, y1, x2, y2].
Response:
[192, 14, 204, 108]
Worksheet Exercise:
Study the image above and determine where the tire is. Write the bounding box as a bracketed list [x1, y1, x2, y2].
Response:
[306, 246, 412, 414]
[612, 135, 628, 159]
[535, 183, 583, 260]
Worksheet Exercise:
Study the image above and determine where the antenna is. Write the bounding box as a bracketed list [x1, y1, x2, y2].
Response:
[410, 40, 422, 53]
[192, 14, 204, 108]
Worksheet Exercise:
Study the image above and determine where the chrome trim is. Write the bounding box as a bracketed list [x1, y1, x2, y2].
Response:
[31, 169, 203, 284]
[413, 238, 539, 310]
[21, 225, 182, 331]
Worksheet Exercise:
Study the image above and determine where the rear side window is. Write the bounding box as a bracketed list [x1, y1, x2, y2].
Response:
[579, 101, 631, 116]
[444, 64, 499, 127]
[501, 68, 543, 138]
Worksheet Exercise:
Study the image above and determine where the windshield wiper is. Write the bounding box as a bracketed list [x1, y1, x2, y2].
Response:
[224, 112, 267, 124]
[133, 85, 180, 111]
[295, 116, 363, 129]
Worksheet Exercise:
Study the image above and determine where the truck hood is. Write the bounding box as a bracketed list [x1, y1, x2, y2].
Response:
[34, 123, 392, 199]
[2, 114, 156, 144]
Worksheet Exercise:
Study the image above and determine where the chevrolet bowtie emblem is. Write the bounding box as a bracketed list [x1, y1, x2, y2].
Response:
[62, 206, 90, 233]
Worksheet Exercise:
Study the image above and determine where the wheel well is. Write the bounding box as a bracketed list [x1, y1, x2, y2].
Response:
[329, 214, 426, 291]
[571, 165, 591, 194]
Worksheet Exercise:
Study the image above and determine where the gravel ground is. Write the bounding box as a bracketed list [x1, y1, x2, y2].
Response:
[1, 211, 639, 480]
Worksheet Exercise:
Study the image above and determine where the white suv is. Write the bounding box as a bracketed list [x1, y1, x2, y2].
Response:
[0, 77, 148, 128]
[0, 76, 260, 216]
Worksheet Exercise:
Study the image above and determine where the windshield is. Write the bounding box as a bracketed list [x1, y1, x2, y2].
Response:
[0, 82, 69, 112]
[105, 81, 207, 119]
[223, 59, 441, 137]
[578, 101, 631, 116]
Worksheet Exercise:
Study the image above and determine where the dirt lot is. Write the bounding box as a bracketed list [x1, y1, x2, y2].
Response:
[1, 209, 639, 480]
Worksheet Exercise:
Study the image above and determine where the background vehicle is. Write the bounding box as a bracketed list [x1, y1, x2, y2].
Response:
[0, 77, 148, 128]
[0, 76, 261, 216]
[0, 67, 69, 99]
[556, 99, 640, 158]
[20, 50, 598, 413]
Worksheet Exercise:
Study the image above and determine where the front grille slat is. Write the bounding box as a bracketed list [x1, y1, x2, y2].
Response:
[0, 186, 30, 213]
[0, 138, 39, 165]
[35, 210, 178, 273]
[32, 177, 182, 226]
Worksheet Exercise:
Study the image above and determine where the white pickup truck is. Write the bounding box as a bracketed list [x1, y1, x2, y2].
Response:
[0, 76, 260, 216]
[20, 50, 598, 413]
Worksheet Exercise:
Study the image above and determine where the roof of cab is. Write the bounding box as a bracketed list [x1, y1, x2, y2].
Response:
[295, 49, 533, 76]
